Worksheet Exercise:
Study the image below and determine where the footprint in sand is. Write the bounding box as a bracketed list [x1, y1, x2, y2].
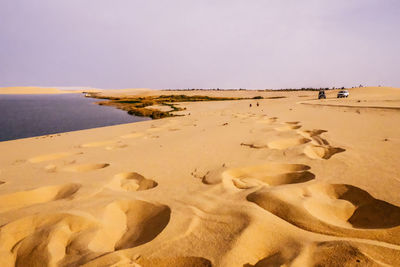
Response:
[303, 183, 400, 229]
[241, 133, 311, 150]
[255, 117, 278, 124]
[297, 129, 327, 138]
[28, 152, 80, 163]
[105, 143, 128, 150]
[146, 127, 163, 133]
[285, 121, 300, 125]
[295, 129, 345, 159]
[303, 144, 345, 160]
[222, 163, 314, 189]
[267, 137, 311, 150]
[233, 113, 249, 118]
[81, 140, 117, 148]
[0, 170, 4, 185]
[81, 140, 128, 150]
[0, 183, 80, 213]
[120, 132, 145, 139]
[0, 200, 171, 266]
[240, 142, 268, 149]
[106, 172, 158, 192]
[88, 200, 171, 252]
[44, 164, 58, 173]
[63, 163, 109, 172]
[297, 129, 329, 145]
[247, 182, 400, 244]
[168, 128, 181, 131]
[274, 125, 302, 131]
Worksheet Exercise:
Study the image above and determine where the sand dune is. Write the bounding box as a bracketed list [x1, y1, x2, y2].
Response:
[0, 87, 399, 266]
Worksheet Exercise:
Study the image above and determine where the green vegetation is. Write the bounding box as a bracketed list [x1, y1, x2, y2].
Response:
[127, 107, 170, 119]
[156, 95, 240, 102]
[90, 93, 244, 119]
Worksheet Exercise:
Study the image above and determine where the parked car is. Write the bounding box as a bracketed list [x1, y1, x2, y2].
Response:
[318, 90, 326, 99]
[337, 90, 349, 98]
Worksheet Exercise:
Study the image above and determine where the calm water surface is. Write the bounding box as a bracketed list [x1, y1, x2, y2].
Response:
[0, 94, 150, 141]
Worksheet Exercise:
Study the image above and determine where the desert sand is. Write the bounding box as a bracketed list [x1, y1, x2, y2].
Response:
[0, 87, 400, 266]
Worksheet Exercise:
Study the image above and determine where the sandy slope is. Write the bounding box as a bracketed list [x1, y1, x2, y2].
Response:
[0, 87, 400, 266]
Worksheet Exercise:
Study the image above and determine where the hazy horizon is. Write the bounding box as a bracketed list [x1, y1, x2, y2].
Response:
[1, 0, 399, 89]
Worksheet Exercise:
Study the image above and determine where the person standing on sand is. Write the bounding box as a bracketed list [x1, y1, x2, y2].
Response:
[249, 103, 252, 107]
[256, 102, 259, 107]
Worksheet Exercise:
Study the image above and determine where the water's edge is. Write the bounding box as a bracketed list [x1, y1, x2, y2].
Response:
[0, 94, 150, 142]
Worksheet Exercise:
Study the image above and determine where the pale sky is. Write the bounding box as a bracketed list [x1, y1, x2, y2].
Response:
[1, 0, 399, 89]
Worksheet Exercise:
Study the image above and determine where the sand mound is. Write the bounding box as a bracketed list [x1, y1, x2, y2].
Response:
[0, 213, 95, 267]
[107, 172, 158, 192]
[248, 182, 400, 244]
[89, 200, 170, 251]
[0, 200, 170, 266]
[0, 183, 80, 213]
[223, 163, 314, 189]
[245, 242, 303, 267]
[308, 241, 380, 266]
[299, 183, 400, 229]
[328, 184, 400, 229]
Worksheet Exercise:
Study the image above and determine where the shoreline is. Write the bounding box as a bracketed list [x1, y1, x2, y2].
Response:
[0, 93, 150, 142]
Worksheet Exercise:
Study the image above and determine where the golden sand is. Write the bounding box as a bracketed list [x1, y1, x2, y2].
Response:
[0, 87, 399, 266]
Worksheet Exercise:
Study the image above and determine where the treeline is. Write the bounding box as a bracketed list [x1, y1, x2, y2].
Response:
[162, 87, 348, 92]
[88, 94, 246, 119]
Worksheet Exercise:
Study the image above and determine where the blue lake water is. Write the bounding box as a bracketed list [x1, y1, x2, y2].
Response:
[0, 94, 150, 142]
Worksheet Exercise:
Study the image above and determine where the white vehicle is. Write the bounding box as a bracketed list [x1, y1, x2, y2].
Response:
[337, 90, 349, 98]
